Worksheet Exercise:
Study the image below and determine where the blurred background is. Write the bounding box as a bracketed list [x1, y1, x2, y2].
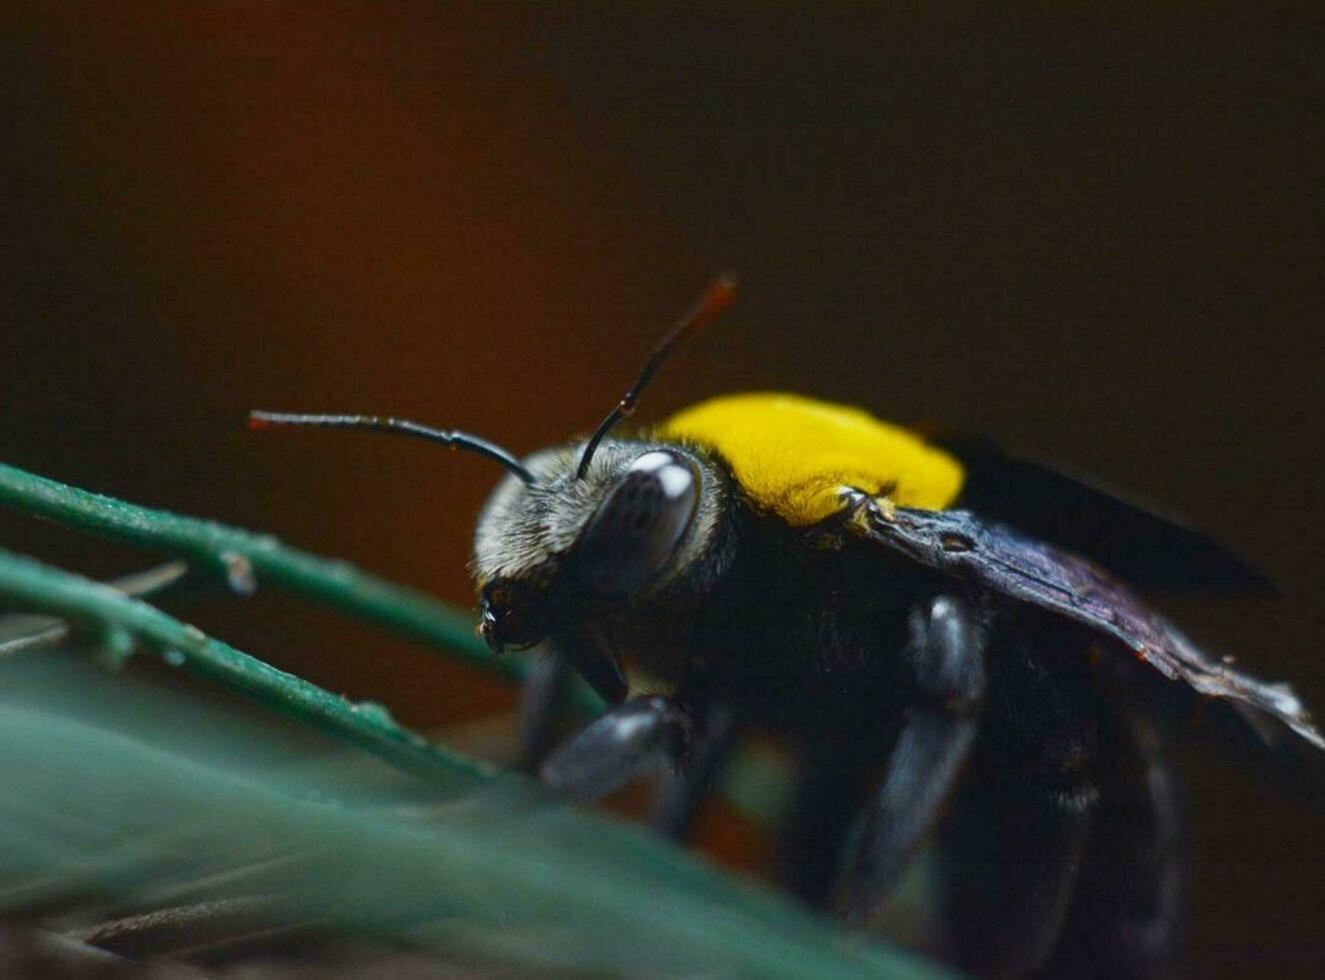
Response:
[2, 4, 1321, 975]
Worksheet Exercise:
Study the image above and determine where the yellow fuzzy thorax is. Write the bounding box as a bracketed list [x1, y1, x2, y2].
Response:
[657, 393, 965, 526]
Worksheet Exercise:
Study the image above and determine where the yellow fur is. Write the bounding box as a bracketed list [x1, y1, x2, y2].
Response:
[657, 393, 964, 525]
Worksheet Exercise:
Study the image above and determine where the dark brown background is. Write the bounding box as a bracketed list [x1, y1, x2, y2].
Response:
[3, 5, 1322, 975]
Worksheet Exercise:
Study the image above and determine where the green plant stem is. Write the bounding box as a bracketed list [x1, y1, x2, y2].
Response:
[0, 561, 190, 658]
[0, 547, 494, 791]
[0, 463, 593, 698]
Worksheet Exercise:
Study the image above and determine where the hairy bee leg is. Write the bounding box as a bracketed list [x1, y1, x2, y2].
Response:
[650, 700, 737, 840]
[941, 771, 1099, 978]
[516, 647, 573, 772]
[841, 594, 986, 925]
[938, 641, 1102, 979]
[777, 751, 871, 909]
[1037, 706, 1184, 979]
[540, 695, 691, 802]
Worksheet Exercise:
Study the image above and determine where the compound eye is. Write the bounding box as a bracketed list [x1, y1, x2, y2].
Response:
[575, 451, 700, 597]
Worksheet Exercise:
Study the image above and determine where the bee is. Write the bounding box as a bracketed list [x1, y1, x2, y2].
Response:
[250, 277, 1322, 978]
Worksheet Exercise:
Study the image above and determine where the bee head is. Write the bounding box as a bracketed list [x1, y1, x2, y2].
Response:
[247, 275, 736, 655]
[471, 439, 728, 652]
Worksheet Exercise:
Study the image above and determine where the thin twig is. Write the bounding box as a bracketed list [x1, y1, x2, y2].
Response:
[0, 547, 496, 788]
[0, 463, 502, 675]
[0, 561, 191, 658]
[0, 463, 609, 713]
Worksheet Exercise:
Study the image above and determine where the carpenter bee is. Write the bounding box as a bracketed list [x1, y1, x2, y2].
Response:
[251, 277, 1322, 978]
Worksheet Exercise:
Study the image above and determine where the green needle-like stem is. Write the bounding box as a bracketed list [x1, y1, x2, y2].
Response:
[0, 463, 547, 688]
[0, 546, 494, 790]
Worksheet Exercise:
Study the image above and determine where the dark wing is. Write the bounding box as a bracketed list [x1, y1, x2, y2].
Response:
[843, 495, 1322, 749]
[935, 436, 1275, 594]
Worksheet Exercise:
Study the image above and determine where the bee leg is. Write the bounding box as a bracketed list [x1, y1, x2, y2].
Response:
[941, 768, 1099, 978]
[840, 593, 986, 926]
[1036, 704, 1184, 978]
[518, 634, 629, 771]
[778, 747, 871, 909]
[540, 695, 692, 802]
[516, 646, 573, 772]
[650, 699, 736, 840]
[938, 643, 1101, 979]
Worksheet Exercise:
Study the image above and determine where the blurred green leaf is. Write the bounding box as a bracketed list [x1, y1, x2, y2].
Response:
[0, 699, 953, 979]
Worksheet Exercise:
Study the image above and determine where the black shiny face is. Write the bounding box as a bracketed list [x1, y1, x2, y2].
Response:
[571, 450, 700, 597]
[478, 576, 553, 653]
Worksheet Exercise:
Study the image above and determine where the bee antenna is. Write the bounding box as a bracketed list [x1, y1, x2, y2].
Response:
[575, 273, 738, 480]
[247, 412, 537, 485]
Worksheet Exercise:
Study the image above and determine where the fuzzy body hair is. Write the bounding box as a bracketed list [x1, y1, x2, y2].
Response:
[472, 438, 729, 595]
